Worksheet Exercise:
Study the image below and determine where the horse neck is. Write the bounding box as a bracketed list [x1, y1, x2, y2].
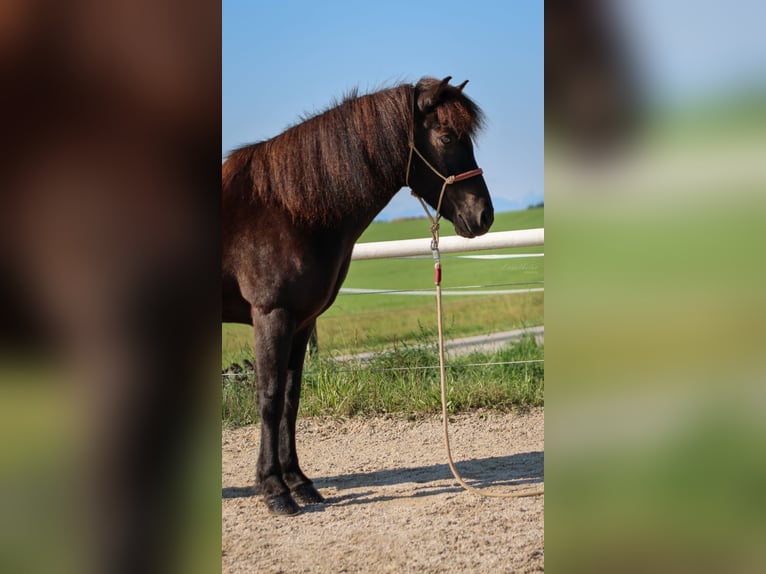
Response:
[240, 85, 415, 237]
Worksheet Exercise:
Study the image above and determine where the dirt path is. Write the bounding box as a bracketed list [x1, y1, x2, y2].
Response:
[222, 409, 544, 573]
[333, 326, 544, 362]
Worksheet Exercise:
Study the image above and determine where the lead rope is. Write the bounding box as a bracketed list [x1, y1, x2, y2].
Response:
[408, 143, 543, 498]
[427, 224, 544, 499]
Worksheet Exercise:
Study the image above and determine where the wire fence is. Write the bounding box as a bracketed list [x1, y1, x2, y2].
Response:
[339, 280, 544, 297]
[222, 358, 544, 379]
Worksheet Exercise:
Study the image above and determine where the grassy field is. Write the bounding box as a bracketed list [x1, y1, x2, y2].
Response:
[222, 207, 544, 364]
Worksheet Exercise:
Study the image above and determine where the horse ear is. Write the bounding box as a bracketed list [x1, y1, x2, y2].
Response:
[457, 80, 469, 92]
[417, 76, 453, 113]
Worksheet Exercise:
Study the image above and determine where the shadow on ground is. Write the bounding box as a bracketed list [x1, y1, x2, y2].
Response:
[222, 451, 543, 506]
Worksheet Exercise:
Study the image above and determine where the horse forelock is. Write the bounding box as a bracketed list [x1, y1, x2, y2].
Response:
[414, 76, 486, 139]
[434, 94, 485, 139]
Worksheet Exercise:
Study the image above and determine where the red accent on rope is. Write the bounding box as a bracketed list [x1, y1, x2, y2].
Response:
[452, 168, 484, 182]
[434, 264, 442, 284]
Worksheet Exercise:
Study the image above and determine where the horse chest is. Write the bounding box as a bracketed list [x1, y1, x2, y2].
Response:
[281, 249, 350, 320]
[241, 236, 348, 318]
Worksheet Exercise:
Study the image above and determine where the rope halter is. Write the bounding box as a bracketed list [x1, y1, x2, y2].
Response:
[405, 139, 484, 249]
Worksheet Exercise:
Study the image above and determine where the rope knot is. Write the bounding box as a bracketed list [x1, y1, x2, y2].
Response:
[445, 175, 456, 185]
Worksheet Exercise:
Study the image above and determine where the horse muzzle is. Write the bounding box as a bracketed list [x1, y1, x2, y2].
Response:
[451, 188, 494, 238]
[455, 207, 493, 238]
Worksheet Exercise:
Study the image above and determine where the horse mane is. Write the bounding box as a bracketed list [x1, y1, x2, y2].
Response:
[223, 79, 484, 226]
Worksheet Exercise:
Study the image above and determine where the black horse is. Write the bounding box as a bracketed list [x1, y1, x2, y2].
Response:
[222, 76, 494, 515]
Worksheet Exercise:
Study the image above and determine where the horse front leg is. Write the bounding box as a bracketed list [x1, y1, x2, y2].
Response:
[280, 320, 325, 505]
[252, 307, 301, 515]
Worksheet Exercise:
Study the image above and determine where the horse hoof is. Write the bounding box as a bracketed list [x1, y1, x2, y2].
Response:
[291, 483, 325, 505]
[264, 493, 301, 516]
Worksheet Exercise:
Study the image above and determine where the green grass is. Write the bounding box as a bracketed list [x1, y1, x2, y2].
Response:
[222, 333, 544, 427]
[222, 207, 544, 361]
[319, 293, 543, 356]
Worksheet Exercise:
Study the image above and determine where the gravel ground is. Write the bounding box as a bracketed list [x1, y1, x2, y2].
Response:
[222, 409, 544, 573]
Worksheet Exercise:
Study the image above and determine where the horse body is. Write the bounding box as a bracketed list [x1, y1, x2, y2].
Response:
[222, 76, 493, 514]
[222, 205, 362, 328]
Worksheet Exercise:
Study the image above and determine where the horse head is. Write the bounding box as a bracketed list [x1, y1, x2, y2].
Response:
[408, 76, 494, 238]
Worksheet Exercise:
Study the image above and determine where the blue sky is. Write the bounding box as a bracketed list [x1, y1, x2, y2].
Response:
[222, 1, 544, 220]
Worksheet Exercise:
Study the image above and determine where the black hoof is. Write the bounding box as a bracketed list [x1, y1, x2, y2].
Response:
[264, 492, 301, 516]
[291, 483, 325, 505]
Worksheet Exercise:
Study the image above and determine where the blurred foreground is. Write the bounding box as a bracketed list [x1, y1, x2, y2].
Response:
[0, 2, 220, 573]
[546, 1, 766, 571]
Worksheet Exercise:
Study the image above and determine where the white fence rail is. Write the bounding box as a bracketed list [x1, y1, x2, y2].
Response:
[351, 228, 544, 260]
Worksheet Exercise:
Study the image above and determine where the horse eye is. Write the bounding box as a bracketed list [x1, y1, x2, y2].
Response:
[439, 135, 452, 145]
